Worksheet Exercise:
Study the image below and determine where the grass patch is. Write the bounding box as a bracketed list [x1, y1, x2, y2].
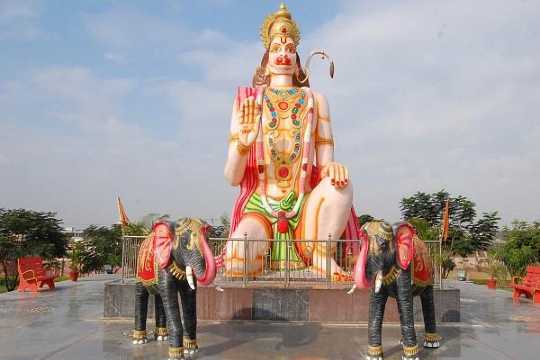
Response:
[55, 275, 70, 282]
[0, 277, 17, 293]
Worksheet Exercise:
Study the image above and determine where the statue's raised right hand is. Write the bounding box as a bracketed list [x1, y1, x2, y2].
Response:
[237, 96, 261, 148]
[236, 87, 262, 153]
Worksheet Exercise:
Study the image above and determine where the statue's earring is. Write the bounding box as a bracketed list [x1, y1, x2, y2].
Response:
[296, 67, 309, 84]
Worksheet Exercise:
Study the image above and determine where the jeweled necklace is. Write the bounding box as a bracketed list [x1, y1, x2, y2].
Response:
[254, 87, 315, 226]
[264, 88, 305, 129]
[264, 87, 305, 165]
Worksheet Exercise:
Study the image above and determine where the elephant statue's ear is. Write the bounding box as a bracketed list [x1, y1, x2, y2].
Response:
[152, 220, 173, 269]
[353, 227, 370, 288]
[394, 222, 415, 270]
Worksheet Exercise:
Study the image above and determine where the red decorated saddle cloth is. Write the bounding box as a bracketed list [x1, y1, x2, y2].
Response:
[412, 236, 434, 286]
[137, 235, 159, 286]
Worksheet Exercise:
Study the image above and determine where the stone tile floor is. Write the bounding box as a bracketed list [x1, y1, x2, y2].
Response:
[0, 276, 539, 359]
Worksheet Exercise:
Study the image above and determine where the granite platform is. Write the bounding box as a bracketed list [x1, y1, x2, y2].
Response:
[104, 279, 460, 322]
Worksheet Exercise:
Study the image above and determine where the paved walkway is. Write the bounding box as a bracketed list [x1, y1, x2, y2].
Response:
[0, 277, 539, 359]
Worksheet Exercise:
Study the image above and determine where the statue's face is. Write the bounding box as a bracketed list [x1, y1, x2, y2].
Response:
[267, 36, 297, 77]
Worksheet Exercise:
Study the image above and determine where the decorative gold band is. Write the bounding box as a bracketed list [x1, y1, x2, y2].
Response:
[382, 266, 402, 285]
[236, 142, 250, 156]
[132, 330, 146, 340]
[318, 115, 331, 122]
[183, 336, 198, 349]
[424, 333, 442, 342]
[403, 344, 419, 357]
[229, 133, 239, 143]
[367, 345, 383, 356]
[168, 346, 184, 358]
[155, 327, 168, 337]
[316, 137, 334, 146]
[168, 262, 186, 280]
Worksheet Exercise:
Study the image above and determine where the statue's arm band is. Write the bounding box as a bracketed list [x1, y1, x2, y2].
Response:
[228, 133, 239, 143]
[236, 142, 250, 155]
[318, 115, 330, 122]
[315, 137, 334, 146]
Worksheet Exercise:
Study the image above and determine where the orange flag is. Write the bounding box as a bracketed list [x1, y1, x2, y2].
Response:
[441, 199, 449, 242]
[117, 196, 130, 226]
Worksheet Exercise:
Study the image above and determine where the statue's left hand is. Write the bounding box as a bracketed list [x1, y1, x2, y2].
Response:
[321, 162, 349, 188]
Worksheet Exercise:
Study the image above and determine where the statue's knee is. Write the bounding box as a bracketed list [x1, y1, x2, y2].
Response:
[319, 177, 353, 202]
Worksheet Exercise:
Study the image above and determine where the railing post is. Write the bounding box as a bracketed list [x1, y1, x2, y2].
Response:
[121, 236, 126, 283]
[243, 232, 248, 288]
[285, 237, 290, 288]
[326, 233, 332, 288]
[439, 237, 443, 289]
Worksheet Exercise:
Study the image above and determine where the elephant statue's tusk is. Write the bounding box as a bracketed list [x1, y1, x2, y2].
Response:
[186, 266, 195, 290]
[215, 286, 224, 292]
[347, 284, 357, 295]
[374, 270, 383, 294]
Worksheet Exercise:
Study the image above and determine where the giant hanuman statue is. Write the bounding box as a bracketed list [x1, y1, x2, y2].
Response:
[223, 3, 364, 280]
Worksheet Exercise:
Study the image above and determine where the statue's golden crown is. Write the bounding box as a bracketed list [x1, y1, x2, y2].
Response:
[260, 3, 301, 49]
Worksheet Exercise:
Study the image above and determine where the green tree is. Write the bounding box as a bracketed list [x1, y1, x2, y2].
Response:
[400, 191, 499, 255]
[122, 222, 149, 236]
[79, 225, 123, 273]
[358, 214, 375, 226]
[407, 217, 439, 240]
[400, 191, 499, 277]
[495, 221, 540, 276]
[0, 209, 67, 291]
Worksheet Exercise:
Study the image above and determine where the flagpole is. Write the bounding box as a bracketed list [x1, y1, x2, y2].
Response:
[116, 195, 130, 282]
[439, 199, 449, 289]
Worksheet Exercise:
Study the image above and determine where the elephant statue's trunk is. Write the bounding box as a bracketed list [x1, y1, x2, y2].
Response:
[352, 230, 370, 289]
[195, 225, 216, 286]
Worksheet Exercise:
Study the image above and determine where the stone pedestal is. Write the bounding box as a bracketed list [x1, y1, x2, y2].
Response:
[104, 280, 460, 322]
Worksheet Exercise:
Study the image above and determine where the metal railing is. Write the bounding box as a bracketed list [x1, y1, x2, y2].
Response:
[211, 236, 356, 288]
[121, 236, 443, 288]
[121, 236, 145, 282]
[423, 239, 443, 289]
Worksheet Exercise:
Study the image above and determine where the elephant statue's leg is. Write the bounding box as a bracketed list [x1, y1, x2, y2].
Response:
[179, 280, 198, 358]
[159, 273, 184, 360]
[155, 294, 168, 341]
[367, 288, 388, 360]
[395, 271, 419, 360]
[420, 286, 441, 348]
[133, 282, 149, 345]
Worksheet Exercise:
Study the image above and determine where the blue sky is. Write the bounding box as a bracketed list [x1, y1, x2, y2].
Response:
[1, 0, 539, 228]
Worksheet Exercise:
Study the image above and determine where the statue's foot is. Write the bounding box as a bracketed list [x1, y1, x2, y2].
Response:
[132, 330, 147, 345]
[311, 254, 351, 281]
[168, 346, 184, 360]
[155, 327, 168, 342]
[183, 337, 198, 359]
[366, 345, 383, 360]
[402, 344, 420, 360]
[184, 347, 198, 359]
[423, 333, 442, 348]
[332, 271, 352, 282]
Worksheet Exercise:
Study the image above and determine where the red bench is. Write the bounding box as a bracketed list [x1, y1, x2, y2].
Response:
[17, 256, 58, 292]
[512, 265, 540, 304]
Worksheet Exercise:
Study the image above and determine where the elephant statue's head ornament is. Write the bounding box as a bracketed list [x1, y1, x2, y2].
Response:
[153, 218, 216, 289]
[352, 220, 415, 292]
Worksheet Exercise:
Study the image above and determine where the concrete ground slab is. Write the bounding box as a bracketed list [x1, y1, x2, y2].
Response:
[1, 277, 539, 359]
